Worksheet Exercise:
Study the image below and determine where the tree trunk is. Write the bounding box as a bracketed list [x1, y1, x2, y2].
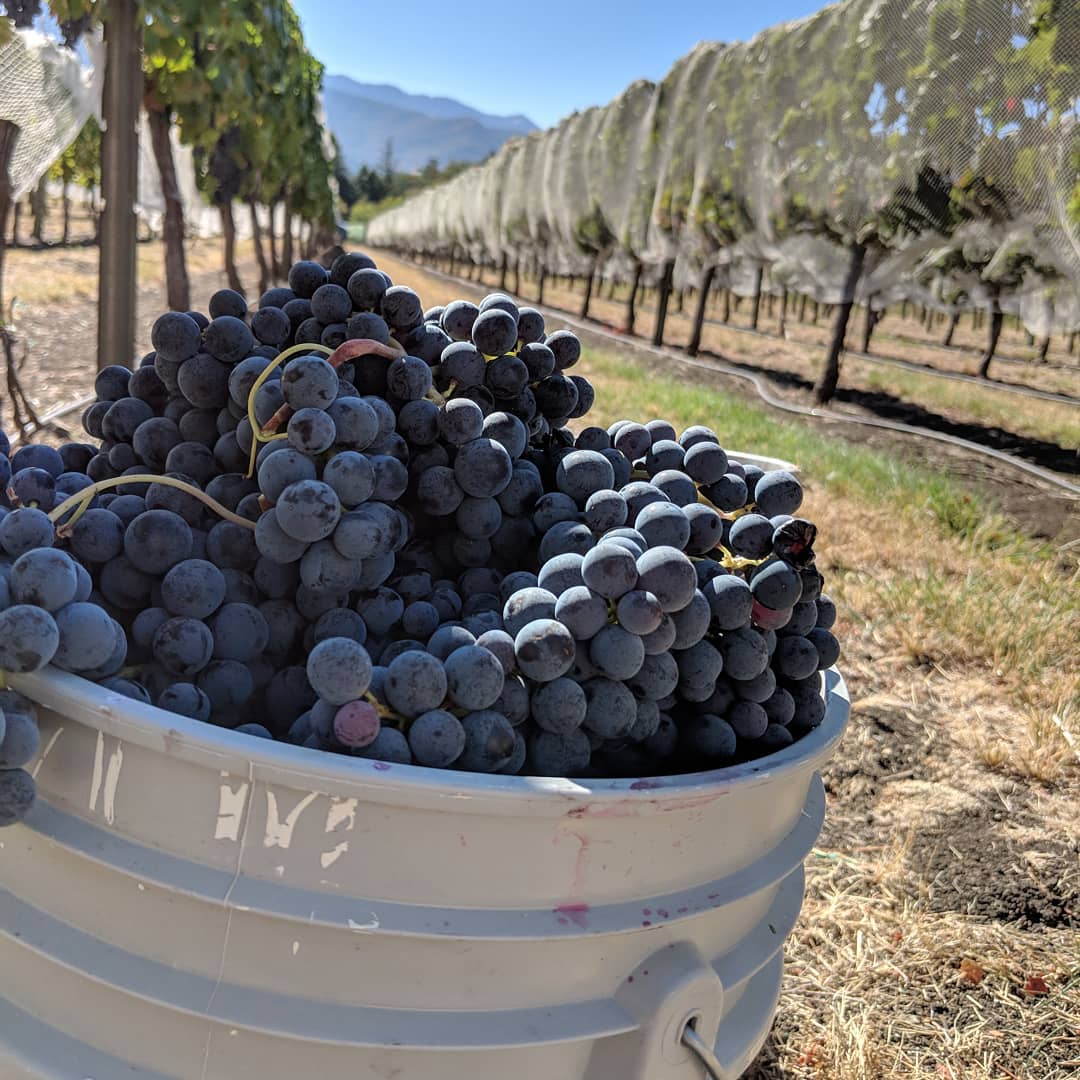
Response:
[749, 266, 764, 331]
[798, 294, 808, 322]
[30, 174, 47, 243]
[267, 201, 281, 279]
[652, 259, 676, 347]
[675, 288, 685, 314]
[1037, 336, 1050, 364]
[11, 198, 20, 245]
[220, 201, 243, 294]
[1068, 331, 1075, 356]
[811, 299, 819, 324]
[1024, 330, 1034, 347]
[976, 300, 1003, 379]
[537, 263, 547, 305]
[146, 102, 190, 312]
[98, 0, 142, 371]
[249, 201, 270, 297]
[498, 252, 508, 291]
[943, 311, 959, 347]
[778, 289, 788, 338]
[625, 260, 642, 335]
[923, 306, 934, 331]
[766, 292, 775, 319]
[722, 287, 731, 324]
[580, 257, 597, 320]
[687, 265, 716, 357]
[814, 242, 866, 404]
[61, 179, 71, 244]
[860, 300, 878, 353]
[282, 203, 294, 270]
[607, 276, 617, 301]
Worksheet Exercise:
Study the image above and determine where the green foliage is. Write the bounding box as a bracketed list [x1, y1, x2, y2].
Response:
[48, 115, 100, 190]
[141, 0, 334, 225]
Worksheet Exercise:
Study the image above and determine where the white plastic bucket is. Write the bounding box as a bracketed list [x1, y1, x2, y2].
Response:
[0, 666, 847, 1080]
[1, 451, 847, 1080]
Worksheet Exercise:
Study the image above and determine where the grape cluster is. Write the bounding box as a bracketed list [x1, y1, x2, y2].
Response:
[0, 251, 840, 822]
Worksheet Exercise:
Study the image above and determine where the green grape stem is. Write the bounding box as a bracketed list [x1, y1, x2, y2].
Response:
[49, 474, 257, 534]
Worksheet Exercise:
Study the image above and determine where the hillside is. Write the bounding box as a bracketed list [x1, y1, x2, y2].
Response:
[324, 75, 536, 172]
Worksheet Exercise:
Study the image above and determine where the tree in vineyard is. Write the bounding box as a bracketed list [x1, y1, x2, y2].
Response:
[47, 116, 100, 244]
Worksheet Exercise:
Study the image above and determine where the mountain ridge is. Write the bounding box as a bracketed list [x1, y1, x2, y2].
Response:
[323, 75, 537, 173]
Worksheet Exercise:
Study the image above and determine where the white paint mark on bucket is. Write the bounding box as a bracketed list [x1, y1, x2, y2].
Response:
[215, 781, 250, 842]
[102, 744, 123, 825]
[347, 914, 380, 932]
[264, 790, 318, 850]
[325, 796, 358, 833]
[320, 840, 349, 869]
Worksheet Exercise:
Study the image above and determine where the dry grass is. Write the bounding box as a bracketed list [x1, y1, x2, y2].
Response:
[749, 849, 1080, 1079]
[4, 233, 257, 307]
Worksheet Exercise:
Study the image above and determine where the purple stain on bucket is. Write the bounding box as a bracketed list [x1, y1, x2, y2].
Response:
[630, 778, 664, 790]
[554, 903, 590, 929]
[642, 908, 651, 916]
[372, 762, 392, 771]
[642, 920, 652, 927]
[657, 908, 670, 919]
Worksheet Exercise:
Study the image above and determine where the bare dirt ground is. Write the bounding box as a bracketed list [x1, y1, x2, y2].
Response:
[3, 237, 1077, 1079]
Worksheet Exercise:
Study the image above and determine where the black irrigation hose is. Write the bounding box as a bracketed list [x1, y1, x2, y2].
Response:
[392, 254, 1080, 500]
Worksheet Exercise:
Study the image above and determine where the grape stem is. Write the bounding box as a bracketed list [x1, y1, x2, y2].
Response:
[363, 691, 409, 730]
[48, 474, 257, 534]
[244, 342, 333, 477]
[244, 338, 406, 477]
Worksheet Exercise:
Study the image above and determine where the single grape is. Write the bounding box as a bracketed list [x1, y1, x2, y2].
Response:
[385, 650, 447, 718]
[529, 677, 586, 735]
[397, 708, 462, 767]
[457, 710, 516, 772]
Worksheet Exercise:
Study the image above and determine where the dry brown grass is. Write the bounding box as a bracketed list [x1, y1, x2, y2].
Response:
[749, 850, 1080, 1079]
[4, 233, 257, 307]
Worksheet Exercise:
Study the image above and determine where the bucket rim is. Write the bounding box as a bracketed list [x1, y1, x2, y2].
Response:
[11, 667, 847, 810]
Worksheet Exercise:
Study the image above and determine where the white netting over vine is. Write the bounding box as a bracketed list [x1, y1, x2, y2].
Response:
[368, 0, 1080, 332]
[0, 26, 103, 197]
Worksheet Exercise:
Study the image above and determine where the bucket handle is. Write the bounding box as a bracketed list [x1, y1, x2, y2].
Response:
[681, 1023, 729, 1079]
[584, 941, 725, 1079]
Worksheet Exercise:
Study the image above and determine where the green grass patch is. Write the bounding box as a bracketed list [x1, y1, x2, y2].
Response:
[580, 347, 1027, 555]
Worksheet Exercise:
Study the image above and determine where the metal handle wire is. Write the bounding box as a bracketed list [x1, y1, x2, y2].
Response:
[681, 1023, 728, 1080]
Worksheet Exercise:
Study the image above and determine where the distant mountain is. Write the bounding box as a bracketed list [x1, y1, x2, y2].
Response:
[323, 74, 537, 173]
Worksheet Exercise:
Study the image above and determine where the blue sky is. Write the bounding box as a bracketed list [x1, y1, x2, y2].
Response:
[293, 0, 826, 129]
